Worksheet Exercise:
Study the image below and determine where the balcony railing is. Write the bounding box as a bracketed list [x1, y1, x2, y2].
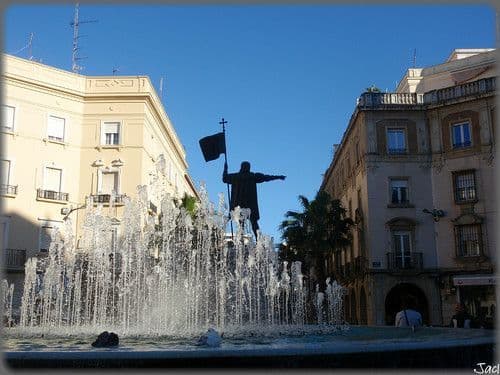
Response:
[0, 184, 18, 195]
[4, 248, 26, 270]
[387, 148, 407, 155]
[37, 189, 69, 201]
[386, 252, 423, 271]
[424, 77, 495, 105]
[357, 92, 424, 108]
[91, 193, 126, 204]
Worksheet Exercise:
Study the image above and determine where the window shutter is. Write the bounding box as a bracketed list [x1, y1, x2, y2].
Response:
[45, 167, 62, 192]
[48, 116, 65, 140]
[101, 172, 118, 194]
[102, 122, 120, 144]
[1, 160, 10, 185]
[105, 122, 120, 133]
[2, 106, 15, 130]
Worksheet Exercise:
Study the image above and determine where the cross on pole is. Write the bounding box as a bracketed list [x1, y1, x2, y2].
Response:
[219, 117, 228, 131]
[219, 117, 233, 241]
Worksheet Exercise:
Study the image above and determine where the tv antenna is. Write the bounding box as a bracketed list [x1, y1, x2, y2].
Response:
[159, 76, 165, 100]
[112, 66, 120, 75]
[12, 32, 34, 60]
[71, 2, 98, 73]
[412, 48, 417, 68]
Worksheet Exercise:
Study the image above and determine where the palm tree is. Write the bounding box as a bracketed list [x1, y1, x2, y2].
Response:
[279, 190, 353, 289]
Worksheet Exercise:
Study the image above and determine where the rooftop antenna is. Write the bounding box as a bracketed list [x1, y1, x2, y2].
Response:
[71, 2, 97, 73]
[112, 66, 120, 75]
[12, 32, 34, 60]
[413, 48, 417, 68]
[159, 76, 164, 100]
[28, 32, 34, 60]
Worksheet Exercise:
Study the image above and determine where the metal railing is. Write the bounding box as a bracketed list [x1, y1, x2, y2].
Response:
[91, 194, 125, 204]
[4, 248, 26, 270]
[37, 189, 69, 201]
[387, 148, 407, 155]
[357, 92, 424, 108]
[386, 252, 423, 270]
[424, 77, 495, 105]
[0, 184, 18, 195]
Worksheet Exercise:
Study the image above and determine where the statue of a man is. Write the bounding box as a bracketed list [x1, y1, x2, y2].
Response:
[223, 161, 286, 237]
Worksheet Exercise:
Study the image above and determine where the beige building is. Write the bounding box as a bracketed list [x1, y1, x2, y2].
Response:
[1, 54, 198, 310]
[320, 49, 495, 326]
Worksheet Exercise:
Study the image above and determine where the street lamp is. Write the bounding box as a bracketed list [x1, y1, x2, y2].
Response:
[422, 208, 445, 222]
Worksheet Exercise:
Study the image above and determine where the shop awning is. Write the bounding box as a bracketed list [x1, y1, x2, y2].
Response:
[453, 275, 496, 286]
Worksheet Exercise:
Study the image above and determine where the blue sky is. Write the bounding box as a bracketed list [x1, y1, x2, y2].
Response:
[4, 4, 495, 241]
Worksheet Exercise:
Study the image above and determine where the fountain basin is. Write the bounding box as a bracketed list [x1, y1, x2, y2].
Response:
[3, 326, 495, 369]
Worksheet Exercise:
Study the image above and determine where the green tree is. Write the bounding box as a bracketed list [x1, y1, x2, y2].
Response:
[365, 85, 381, 93]
[180, 193, 197, 219]
[279, 190, 353, 288]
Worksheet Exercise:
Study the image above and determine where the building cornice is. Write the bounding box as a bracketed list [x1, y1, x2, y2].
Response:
[3, 54, 188, 170]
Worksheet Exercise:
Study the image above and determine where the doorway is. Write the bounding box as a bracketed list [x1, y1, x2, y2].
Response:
[385, 283, 429, 325]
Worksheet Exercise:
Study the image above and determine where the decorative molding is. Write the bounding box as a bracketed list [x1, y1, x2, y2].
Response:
[94, 79, 135, 88]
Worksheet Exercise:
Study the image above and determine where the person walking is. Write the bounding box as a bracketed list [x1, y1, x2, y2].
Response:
[395, 295, 422, 328]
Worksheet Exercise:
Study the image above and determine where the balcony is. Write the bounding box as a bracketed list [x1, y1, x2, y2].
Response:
[387, 148, 407, 155]
[424, 77, 495, 106]
[4, 248, 26, 271]
[91, 193, 126, 205]
[0, 184, 18, 196]
[386, 252, 423, 271]
[37, 189, 69, 202]
[357, 92, 424, 108]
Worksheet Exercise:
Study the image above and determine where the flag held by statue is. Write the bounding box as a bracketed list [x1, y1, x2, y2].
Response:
[199, 132, 226, 162]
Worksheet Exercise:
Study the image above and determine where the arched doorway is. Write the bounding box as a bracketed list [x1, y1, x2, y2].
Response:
[385, 283, 429, 325]
[359, 287, 367, 325]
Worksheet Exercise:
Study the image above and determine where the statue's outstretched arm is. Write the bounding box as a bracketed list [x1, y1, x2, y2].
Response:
[255, 173, 286, 183]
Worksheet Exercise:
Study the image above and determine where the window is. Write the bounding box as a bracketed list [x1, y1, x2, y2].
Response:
[2, 105, 15, 131]
[102, 122, 120, 145]
[390, 179, 409, 204]
[393, 231, 411, 268]
[387, 129, 406, 154]
[455, 224, 481, 257]
[44, 167, 62, 192]
[47, 115, 65, 142]
[453, 170, 476, 203]
[452, 122, 471, 149]
[39, 220, 61, 252]
[1, 159, 11, 186]
[100, 171, 119, 194]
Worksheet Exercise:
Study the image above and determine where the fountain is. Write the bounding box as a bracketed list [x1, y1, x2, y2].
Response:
[1, 157, 495, 369]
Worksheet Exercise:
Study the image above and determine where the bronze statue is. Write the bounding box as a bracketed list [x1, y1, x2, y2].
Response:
[223, 161, 285, 238]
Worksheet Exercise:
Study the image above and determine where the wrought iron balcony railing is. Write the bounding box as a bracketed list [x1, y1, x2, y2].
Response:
[0, 184, 18, 195]
[452, 141, 472, 149]
[91, 193, 125, 204]
[4, 248, 26, 270]
[386, 252, 423, 270]
[387, 148, 407, 155]
[37, 189, 69, 201]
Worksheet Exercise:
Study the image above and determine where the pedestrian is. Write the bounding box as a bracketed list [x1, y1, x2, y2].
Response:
[450, 303, 473, 328]
[395, 295, 422, 328]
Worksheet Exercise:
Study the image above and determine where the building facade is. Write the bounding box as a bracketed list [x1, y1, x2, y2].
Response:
[320, 49, 496, 326]
[1, 54, 198, 311]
